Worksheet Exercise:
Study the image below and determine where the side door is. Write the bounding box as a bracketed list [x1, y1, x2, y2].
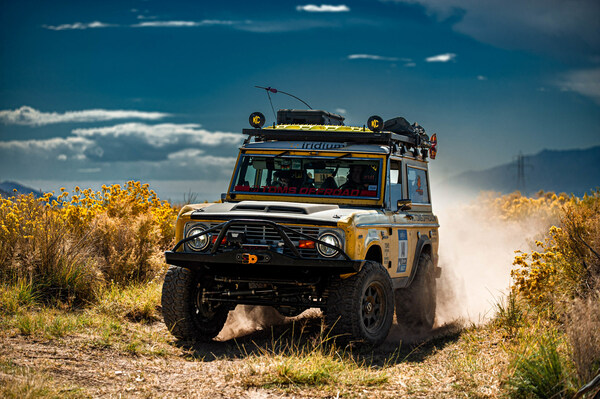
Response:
[403, 159, 434, 278]
[387, 158, 413, 279]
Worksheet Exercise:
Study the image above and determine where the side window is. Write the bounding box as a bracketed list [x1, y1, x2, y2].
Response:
[390, 160, 403, 206]
[407, 166, 430, 204]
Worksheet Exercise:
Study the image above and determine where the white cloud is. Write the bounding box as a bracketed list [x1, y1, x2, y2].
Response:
[387, 0, 600, 57]
[425, 53, 456, 62]
[43, 21, 113, 30]
[0, 125, 241, 181]
[43, 19, 238, 30]
[0, 136, 94, 159]
[71, 123, 241, 147]
[167, 149, 206, 160]
[477, 75, 487, 80]
[335, 108, 347, 115]
[556, 68, 600, 105]
[347, 54, 400, 62]
[167, 149, 236, 169]
[404, 62, 416, 67]
[296, 4, 350, 12]
[132, 20, 235, 28]
[0, 106, 170, 126]
[235, 19, 341, 33]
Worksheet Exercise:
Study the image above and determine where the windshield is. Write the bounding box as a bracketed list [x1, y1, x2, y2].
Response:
[230, 154, 382, 199]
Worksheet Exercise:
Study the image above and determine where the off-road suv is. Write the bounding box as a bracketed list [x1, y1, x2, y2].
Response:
[162, 109, 440, 345]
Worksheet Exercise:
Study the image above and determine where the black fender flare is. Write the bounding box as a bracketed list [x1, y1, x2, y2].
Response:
[406, 235, 432, 287]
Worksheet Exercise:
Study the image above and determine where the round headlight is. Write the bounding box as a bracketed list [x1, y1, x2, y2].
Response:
[187, 225, 210, 251]
[317, 233, 341, 258]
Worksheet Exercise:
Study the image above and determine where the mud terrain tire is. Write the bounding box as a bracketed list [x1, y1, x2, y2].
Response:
[324, 261, 394, 345]
[161, 266, 229, 341]
[395, 253, 436, 331]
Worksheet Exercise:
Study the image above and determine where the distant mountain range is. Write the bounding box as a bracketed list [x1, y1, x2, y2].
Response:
[444, 146, 600, 196]
[2, 146, 599, 200]
[0, 181, 46, 198]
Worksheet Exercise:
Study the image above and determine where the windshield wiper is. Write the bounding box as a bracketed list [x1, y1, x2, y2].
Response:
[275, 150, 290, 158]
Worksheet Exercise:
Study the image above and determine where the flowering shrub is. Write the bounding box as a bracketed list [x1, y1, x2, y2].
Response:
[481, 190, 573, 225]
[506, 190, 600, 388]
[511, 228, 564, 309]
[0, 182, 178, 305]
[510, 190, 599, 311]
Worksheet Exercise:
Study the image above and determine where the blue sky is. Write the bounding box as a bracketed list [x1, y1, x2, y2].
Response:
[1, 0, 599, 201]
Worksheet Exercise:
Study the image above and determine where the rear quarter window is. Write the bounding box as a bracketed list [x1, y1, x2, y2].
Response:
[407, 166, 430, 204]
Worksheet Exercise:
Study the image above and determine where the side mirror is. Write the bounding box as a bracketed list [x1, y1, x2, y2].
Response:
[397, 199, 412, 212]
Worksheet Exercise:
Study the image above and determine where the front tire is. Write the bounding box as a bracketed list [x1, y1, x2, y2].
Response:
[324, 261, 394, 346]
[395, 253, 436, 331]
[161, 266, 229, 341]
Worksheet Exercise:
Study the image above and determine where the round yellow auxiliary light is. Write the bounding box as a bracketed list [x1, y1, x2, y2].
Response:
[367, 115, 383, 132]
[249, 112, 266, 128]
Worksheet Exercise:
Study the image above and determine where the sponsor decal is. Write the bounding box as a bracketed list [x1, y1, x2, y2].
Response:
[292, 142, 346, 150]
[397, 230, 408, 273]
[233, 185, 377, 197]
[416, 175, 424, 195]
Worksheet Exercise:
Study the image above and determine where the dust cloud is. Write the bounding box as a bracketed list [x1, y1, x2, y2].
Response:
[434, 187, 549, 325]
[216, 305, 287, 341]
[216, 187, 551, 341]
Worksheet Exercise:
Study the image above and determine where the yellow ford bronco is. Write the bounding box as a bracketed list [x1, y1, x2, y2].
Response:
[162, 109, 440, 345]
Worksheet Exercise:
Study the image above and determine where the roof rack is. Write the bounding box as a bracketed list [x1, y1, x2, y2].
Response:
[242, 127, 418, 147]
[244, 110, 437, 159]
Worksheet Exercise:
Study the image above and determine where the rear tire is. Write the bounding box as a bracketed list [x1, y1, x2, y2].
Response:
[395, 253, 436, 331]
[324, 261, 394, 346]
[161, 266, 229, 341]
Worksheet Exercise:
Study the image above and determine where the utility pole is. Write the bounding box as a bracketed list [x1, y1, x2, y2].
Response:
[517, 152, 525, 192]
[512, 151, 532, 194]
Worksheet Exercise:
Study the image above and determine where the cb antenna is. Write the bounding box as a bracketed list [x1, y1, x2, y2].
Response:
[255, 86, 313, 119]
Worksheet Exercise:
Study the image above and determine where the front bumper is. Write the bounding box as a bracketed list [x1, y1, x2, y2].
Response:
[165, 249, 364, 274]
[165, 218, 364, 277]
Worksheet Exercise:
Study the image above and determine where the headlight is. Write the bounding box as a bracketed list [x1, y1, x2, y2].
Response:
[186, 224, 210, 251]
[317, 233, 341, 258]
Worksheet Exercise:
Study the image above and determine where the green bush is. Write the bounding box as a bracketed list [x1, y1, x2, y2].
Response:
[507, 332, 576, 398]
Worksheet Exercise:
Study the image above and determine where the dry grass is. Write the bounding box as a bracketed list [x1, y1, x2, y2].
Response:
[565, 292, 600, 383]
[0, 358, 86, 399]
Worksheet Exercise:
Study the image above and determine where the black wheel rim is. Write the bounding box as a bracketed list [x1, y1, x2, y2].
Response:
[361, 281, 386, 334]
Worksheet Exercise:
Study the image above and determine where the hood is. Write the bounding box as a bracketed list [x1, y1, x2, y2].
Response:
[184, 200, 370, 225]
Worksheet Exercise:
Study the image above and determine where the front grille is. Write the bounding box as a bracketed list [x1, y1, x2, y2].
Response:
[185, 222, 339, 259]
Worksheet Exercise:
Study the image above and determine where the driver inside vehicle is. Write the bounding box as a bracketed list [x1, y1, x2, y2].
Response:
[341, 165, 368, 190]
[273, 170, 292, 188]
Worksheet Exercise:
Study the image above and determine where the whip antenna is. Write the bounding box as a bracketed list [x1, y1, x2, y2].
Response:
[255, 86, 313, 120]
